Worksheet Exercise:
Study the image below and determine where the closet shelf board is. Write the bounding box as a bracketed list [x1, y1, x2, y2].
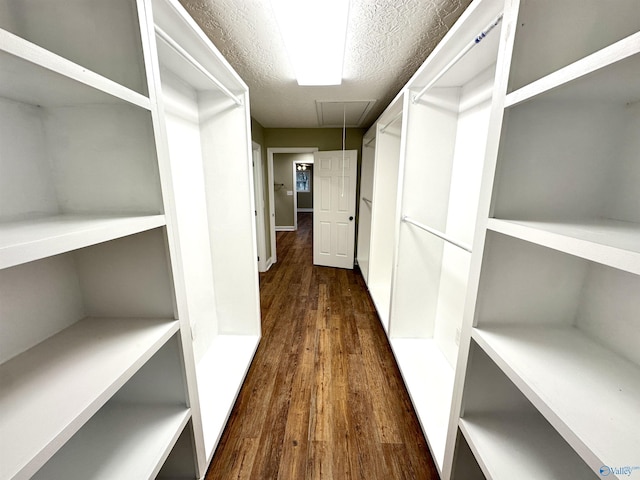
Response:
[506, 32, 640, 108]
[472, 326, 640, 475]
[0, 214, 166, 270]
[459, 413, 597, 480]
[487, 218, 640, 275]
[32, 404, 190, 480]
[196, 334, 260, 461]
[0, 29, 150, 110]
[390, 338, 455, 473]
[0, 317, 179, 480]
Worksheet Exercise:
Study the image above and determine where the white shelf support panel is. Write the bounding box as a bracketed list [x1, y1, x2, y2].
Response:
[402, 215, 472, 253]
[412, 13, 503, 104]
[154, 26, 243, 107]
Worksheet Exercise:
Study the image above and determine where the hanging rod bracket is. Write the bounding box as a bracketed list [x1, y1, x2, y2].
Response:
[155, 25, 244, 107]
[412, 13, 503, 105]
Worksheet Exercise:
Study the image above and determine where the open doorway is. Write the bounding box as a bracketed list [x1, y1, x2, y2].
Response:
[267, 147, 318, 265]
[293, 159, 313, 229]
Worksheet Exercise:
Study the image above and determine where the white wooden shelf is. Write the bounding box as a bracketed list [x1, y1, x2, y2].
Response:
[0, 29, 150, 110]
[368, 281, 391, 332]
[195, 334, 260, 460]
[506, 32, 640, 108]
[390, 338, 454, 473]
[32, 404, 190, 480]
[0, 317, 179, 480]
[472, 326, 640, 475]
[487, 218, 640, 275]
[459, 413, 597, 479]
[0, 214, 166, 270]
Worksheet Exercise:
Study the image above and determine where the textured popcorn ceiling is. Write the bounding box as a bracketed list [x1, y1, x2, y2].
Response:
[179, 0, 472, 128]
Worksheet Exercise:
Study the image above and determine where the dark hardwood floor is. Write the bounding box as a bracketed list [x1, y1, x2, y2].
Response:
[206, 213, 439, 479]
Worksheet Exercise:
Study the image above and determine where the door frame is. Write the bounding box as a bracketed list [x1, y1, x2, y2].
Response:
[267, 147, 319, 264]
[292, 158, 314, 231]
[252, 142, 267, 272]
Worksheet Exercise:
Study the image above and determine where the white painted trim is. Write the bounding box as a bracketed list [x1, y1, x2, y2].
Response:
[252, 142, 267, 272]
[265, 256, 274, 271]
[297, 208, 314, 213]
[267, 147, 319, 261]
[275, 226, 296, 232]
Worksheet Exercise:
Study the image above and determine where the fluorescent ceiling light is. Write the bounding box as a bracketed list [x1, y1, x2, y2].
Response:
[270, 0, 350, 86]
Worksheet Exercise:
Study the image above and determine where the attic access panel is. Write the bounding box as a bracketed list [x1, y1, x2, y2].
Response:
[316, 100, 376, 127]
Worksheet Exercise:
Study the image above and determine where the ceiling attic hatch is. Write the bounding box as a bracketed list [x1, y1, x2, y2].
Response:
[316, 100, 376, 127]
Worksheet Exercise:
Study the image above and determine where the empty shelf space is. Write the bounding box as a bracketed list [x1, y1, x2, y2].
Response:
[506, 34, 640, 108]
[0, 214, 166, 269]
[459, 413, 597, 479]
[32, 404, 190, 480]
[0, 317, 179, 480]
[486, 218, 640, 275]
[0, 29, 150, 109]
[196, 334, 260, 459]
[472, 326, 640, 473]
[390, 338, 454, 472]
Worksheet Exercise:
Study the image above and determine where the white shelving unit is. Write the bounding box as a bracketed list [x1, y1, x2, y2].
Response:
[355, 132, 376, 282]
[385, 0, 503, 473]
[448, 0, 640, 479]
[358, 0, 639, 478]
[0, 0, 262, 477]
[148, 0, 261, 468]
[366, 98, 404, 331]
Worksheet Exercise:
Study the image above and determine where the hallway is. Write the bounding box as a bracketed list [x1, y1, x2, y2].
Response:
[207, 213, 439, 479]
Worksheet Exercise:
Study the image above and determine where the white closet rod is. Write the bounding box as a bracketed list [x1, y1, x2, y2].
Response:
[362, 197, 372, 206]
[412, 13, 503, 104]
[380, 111, 403, 134]
[402, 215, 472, 253]
[155, 26, 243, 107]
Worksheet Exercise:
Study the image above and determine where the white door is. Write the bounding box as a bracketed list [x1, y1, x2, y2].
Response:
[313, 150, 358, 269]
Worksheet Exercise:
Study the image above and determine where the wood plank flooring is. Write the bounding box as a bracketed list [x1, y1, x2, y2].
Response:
[206, 213, 440, 479]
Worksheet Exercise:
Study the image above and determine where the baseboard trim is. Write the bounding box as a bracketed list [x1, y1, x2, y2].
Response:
[275, 226, 295, 231]
[297, 208, 313, 213]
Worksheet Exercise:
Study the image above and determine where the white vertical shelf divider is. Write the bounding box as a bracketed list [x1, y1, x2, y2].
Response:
[446, 0, 640, 478]
[0, 0, 203, 477]
[146, 0, 262, 471]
